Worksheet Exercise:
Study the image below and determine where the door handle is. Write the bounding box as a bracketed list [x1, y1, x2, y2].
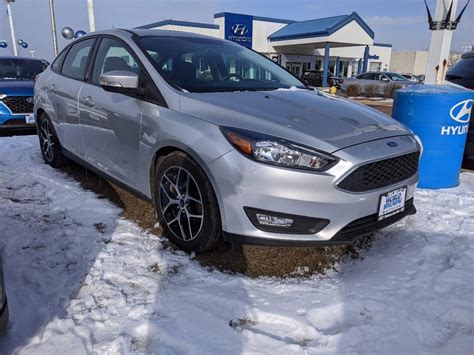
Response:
[50, 84, 57, 94]
[82, 96, 95, 108]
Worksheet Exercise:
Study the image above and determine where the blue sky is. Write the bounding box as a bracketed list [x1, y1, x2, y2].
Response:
[0, 0, 472, 60]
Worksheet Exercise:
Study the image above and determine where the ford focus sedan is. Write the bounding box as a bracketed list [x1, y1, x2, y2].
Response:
[34, 30, 420, 253]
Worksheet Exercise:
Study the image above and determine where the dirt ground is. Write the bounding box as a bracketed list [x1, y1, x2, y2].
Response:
[61, 163, 373, 278]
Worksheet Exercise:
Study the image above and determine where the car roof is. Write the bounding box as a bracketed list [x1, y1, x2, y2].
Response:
[79, 28, 223, 42]
[0, 56, 46, 61]
[461, 51, 474, 59]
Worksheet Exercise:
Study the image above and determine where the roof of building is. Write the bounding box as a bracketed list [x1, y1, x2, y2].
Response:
[373, 42, 393, 48]
[136, 19, 219, 30]
[213, 12, 293, 24]
[268, 12, 375, 42]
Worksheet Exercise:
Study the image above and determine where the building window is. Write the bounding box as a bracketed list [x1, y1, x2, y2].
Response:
[369, 62, 382, 72]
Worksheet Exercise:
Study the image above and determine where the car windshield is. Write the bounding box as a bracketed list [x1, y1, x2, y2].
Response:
[136, 36, 306, 93]
[385, 73, 407, 81]
[0, 58, 47, 80]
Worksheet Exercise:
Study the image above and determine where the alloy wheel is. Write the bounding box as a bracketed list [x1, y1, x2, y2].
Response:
[159, 166, 204, 241]
[39, 119, 54, 162]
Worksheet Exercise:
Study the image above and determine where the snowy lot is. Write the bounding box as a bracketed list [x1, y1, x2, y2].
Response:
[0, 136, 473, 354]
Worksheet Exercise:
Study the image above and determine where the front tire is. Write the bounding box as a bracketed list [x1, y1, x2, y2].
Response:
[37, 113, 67, 168]
[153, 152, 222, 253]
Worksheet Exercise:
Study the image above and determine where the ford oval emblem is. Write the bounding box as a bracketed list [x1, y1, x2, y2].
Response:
[387, 141, 398, 148]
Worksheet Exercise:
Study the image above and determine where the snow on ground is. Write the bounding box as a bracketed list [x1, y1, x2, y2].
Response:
[0, 135, 473, 354]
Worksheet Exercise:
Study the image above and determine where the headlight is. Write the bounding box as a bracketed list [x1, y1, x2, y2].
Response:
[414, 135, 423, 157]
[221, 127, 338, 171]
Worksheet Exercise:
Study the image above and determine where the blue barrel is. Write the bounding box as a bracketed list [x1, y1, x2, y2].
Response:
[392, 84, 473, 189]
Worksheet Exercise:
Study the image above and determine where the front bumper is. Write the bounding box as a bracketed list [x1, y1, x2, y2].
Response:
[208, 135, 419, 245]
[0, 99, 35, 128]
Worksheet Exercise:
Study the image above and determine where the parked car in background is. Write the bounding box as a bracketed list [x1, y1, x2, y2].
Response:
[415, 74, 425, 82]
[342, 71, 418, 96]
[0, 56, 48, 132]
[35, 29, 420, 253]
[446, 51, 474, 90]
[0, 257, 7, 333]
[446, 51, 474, 167]
[401, 74, 423, 83]
[301, 70, 344, 88]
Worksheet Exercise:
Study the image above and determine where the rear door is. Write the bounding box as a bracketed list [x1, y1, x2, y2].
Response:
[49, 38, 96, 158]
[78, 36, 143, 189]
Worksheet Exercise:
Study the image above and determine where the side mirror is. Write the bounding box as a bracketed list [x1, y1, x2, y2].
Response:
[381, 77, 390, 82]
[99, 70, 139, 93]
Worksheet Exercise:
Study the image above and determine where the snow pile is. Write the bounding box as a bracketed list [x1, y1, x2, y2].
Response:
[0, 136, 473, 354]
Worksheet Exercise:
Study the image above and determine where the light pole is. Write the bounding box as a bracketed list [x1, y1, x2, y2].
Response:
[87, 0, 96, 32]
[48, 0, 59, 56]
[5, 0, 18, 56]
[424, 0, 471, 84]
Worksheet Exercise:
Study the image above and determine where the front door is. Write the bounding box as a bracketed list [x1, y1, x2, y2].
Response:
[78, 37, 142, 189]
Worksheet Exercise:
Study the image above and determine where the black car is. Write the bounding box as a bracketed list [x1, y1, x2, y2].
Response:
[301, 70, 343, 88]
[447, 51, 474, 167]
[446, 51, 474, 90]
[0, 258, 7, 333]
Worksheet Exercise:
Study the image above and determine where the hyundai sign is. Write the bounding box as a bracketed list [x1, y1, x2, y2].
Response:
[225, 13, 253, 48]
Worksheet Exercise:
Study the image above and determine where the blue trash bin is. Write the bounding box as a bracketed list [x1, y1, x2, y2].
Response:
[392, 84, 473, 189]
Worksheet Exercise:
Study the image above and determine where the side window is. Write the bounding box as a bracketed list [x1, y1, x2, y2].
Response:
[374, 73, 385, 81]
[358, 73, 373, 80]
[91, 38, 140, 85]
[51, 47, 68, 72]
[61, 39, 95, 80]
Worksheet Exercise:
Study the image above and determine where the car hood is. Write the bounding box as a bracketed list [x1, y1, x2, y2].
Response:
[0, 80, 34, 96]
[179, 89, 411, 153]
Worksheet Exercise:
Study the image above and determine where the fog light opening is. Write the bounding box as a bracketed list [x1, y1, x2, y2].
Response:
[244, 207, 330, 235]
[256, 213, 294, 228]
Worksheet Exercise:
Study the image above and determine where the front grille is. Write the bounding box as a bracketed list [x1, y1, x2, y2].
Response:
[331, 198, 415, 242]
[1, 96, 34, 114]
[3, 118, 26, 126]
[338, 152, 420, 193]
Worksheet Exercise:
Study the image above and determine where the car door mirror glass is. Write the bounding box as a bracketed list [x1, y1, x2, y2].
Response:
[99, 70, 139, 92]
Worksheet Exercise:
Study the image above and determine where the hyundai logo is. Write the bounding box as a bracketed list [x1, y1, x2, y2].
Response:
[450, 99, 472, 124]
[26, 97, 34, 104]
[232, 24, 248, 36]
[387, 141, 398, 148]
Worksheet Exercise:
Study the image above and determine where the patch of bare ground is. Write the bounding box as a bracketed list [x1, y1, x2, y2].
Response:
[60, 162, 374, 278]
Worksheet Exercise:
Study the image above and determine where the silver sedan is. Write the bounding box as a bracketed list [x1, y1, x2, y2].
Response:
[342, 71, 418, 96]
[34, 30, 420, 252]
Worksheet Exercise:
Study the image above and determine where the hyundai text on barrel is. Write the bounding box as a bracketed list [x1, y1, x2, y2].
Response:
[392, 85, 473, 189]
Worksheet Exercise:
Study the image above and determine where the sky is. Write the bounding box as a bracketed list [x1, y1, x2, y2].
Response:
[0, 0, 472, 61]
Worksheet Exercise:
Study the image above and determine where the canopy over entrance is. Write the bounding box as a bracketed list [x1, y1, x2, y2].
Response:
[268, 12, 375, 86]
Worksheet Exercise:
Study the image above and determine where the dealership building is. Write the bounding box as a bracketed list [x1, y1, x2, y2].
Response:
[137, 12, 393, 85]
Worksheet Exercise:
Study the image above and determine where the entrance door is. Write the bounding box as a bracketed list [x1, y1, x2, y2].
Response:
[286, 62, 302, 77]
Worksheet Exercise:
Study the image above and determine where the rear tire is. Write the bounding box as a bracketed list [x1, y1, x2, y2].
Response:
[153, 151, 222, 253]
[37, 113, 68, 168]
